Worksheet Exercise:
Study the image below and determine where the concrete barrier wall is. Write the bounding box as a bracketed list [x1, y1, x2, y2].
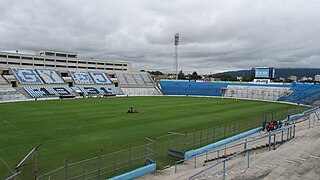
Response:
[108, 163, 156, 180]
[185, 127, 261, 160]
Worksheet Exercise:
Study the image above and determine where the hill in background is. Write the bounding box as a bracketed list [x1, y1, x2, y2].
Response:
[213, 68, 320, 79]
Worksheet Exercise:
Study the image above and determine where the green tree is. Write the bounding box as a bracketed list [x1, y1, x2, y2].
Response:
[218, 75, 237, 81]
[147, 71, 163, 76]
[178, 70, 186, 79]
[190, 71, 201, 80]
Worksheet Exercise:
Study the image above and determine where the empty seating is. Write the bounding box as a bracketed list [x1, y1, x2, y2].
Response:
[11, 68, 44, 84]
[116, 73, 127, 84]
[159, 81, 227, 96]
[89, 72, 112, 84]
[36, 69, 65, 84]
[140, 73, 153, 85]
[278, 83, 320, 105]
[224, 85, 290, 101]
[0, 87, 27, 102]
[24, 87, 76, 98]
[2, 75, 16, 82]
[0, 91, 27, 102]
[133, 74, 145, 84]
[70, 71, 94, 84]
[78, 86, 124, 96]
[0, 75, 9, 85]
[125, 74, 137, 85]
[116, 72, 154, 87]
[121, 88, 160, 96]
[0, 87, 16, 92]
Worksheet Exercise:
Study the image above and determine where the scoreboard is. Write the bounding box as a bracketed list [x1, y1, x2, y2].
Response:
[255, 67, 275, 79]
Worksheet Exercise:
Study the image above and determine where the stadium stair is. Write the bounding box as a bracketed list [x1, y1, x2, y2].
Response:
[168, 149, 185, 161]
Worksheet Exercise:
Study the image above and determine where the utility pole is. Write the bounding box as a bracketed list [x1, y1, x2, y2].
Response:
[174, 33, 179, 80]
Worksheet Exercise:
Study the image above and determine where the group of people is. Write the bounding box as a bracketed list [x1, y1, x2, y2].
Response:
[262, 119, 290, 132]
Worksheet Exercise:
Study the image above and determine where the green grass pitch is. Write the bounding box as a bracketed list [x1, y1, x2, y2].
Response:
[0, 96, 301, 178]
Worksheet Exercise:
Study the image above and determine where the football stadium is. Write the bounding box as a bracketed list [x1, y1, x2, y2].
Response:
[1, 49, 320, 180]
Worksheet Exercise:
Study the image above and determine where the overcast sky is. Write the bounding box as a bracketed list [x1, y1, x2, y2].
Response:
[0, 0, 319, 74]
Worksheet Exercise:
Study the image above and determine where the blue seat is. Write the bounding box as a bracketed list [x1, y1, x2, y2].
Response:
[70, 71, 94, 84]
[277, 83, 320, 104]
[159, 81, 229, 96]
[36, 69, 65, 84]
[24, 87, 75, 98]
[11, 68, 43, 84]
[89, 72, 112, 84]
[78, 86, 124, 96]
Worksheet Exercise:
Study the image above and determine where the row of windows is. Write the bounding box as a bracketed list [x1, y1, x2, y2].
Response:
[0, 54, 127, 66]
[0, 61, 127, 71]
[44, 52, 77, 58]
[1, 59, 127, 67]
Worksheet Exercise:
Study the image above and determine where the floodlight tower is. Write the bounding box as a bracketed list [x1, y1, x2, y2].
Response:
[174, 33, 179, 80]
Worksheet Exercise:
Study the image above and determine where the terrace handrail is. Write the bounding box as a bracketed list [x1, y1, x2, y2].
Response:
[187, 124, 296, 179]
[175, 124, 295, 165]
[188, 150, 245, 180]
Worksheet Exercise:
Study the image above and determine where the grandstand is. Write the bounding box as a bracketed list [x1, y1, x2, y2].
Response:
[0, 86, 26, 101]
[116, 72, 154, 87]
[116, 72, 161, 96]
[70, 70, 95, 84]
[24, 86, 76, 98]
[224, 85, 290, 101]
[121, 87, 160, 96]
[76, 86, 123, 96]
[3, 67, 320, 104]
[36, 69, 65, 84]
[11, 68, 44, 84]
[159, 81, 320, 105]
[2, 65, 320, 104]
[278, 83, 320, 105]
[0, 66, 160, 101]
[0, 74, 9, 85]
[89, 72, 112, 84]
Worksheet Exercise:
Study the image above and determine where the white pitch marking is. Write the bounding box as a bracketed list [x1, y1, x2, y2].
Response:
[0, 157, 14, 173]
[297, 157, 307, 161]
[265, 163, 272, 167]
[285, 159, 294, 163]
[2, 120, 18, 129]
[310, 155, 320, 159]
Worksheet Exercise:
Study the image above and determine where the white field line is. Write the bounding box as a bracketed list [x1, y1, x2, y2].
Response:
[0, 157, 14, 173]
[309, 155, 320, 159]
[265, 163, 272, 167]
[297, 157, 307, 161]
[284, 159, 294, 164]
[2, 120, 18, 129]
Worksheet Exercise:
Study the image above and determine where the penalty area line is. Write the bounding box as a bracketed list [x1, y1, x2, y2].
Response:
[2, 120, 18, 129]
[0, 157, 14, 173]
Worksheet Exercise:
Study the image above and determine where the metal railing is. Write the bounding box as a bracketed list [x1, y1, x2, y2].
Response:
[37, 141, 156, 180]
[187, 124, 296, 180]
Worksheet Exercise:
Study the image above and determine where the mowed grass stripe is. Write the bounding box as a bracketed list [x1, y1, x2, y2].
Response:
[0, 96, 298, 178]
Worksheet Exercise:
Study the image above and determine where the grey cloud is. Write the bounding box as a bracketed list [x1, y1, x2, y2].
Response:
[1, 0, 320, 74]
